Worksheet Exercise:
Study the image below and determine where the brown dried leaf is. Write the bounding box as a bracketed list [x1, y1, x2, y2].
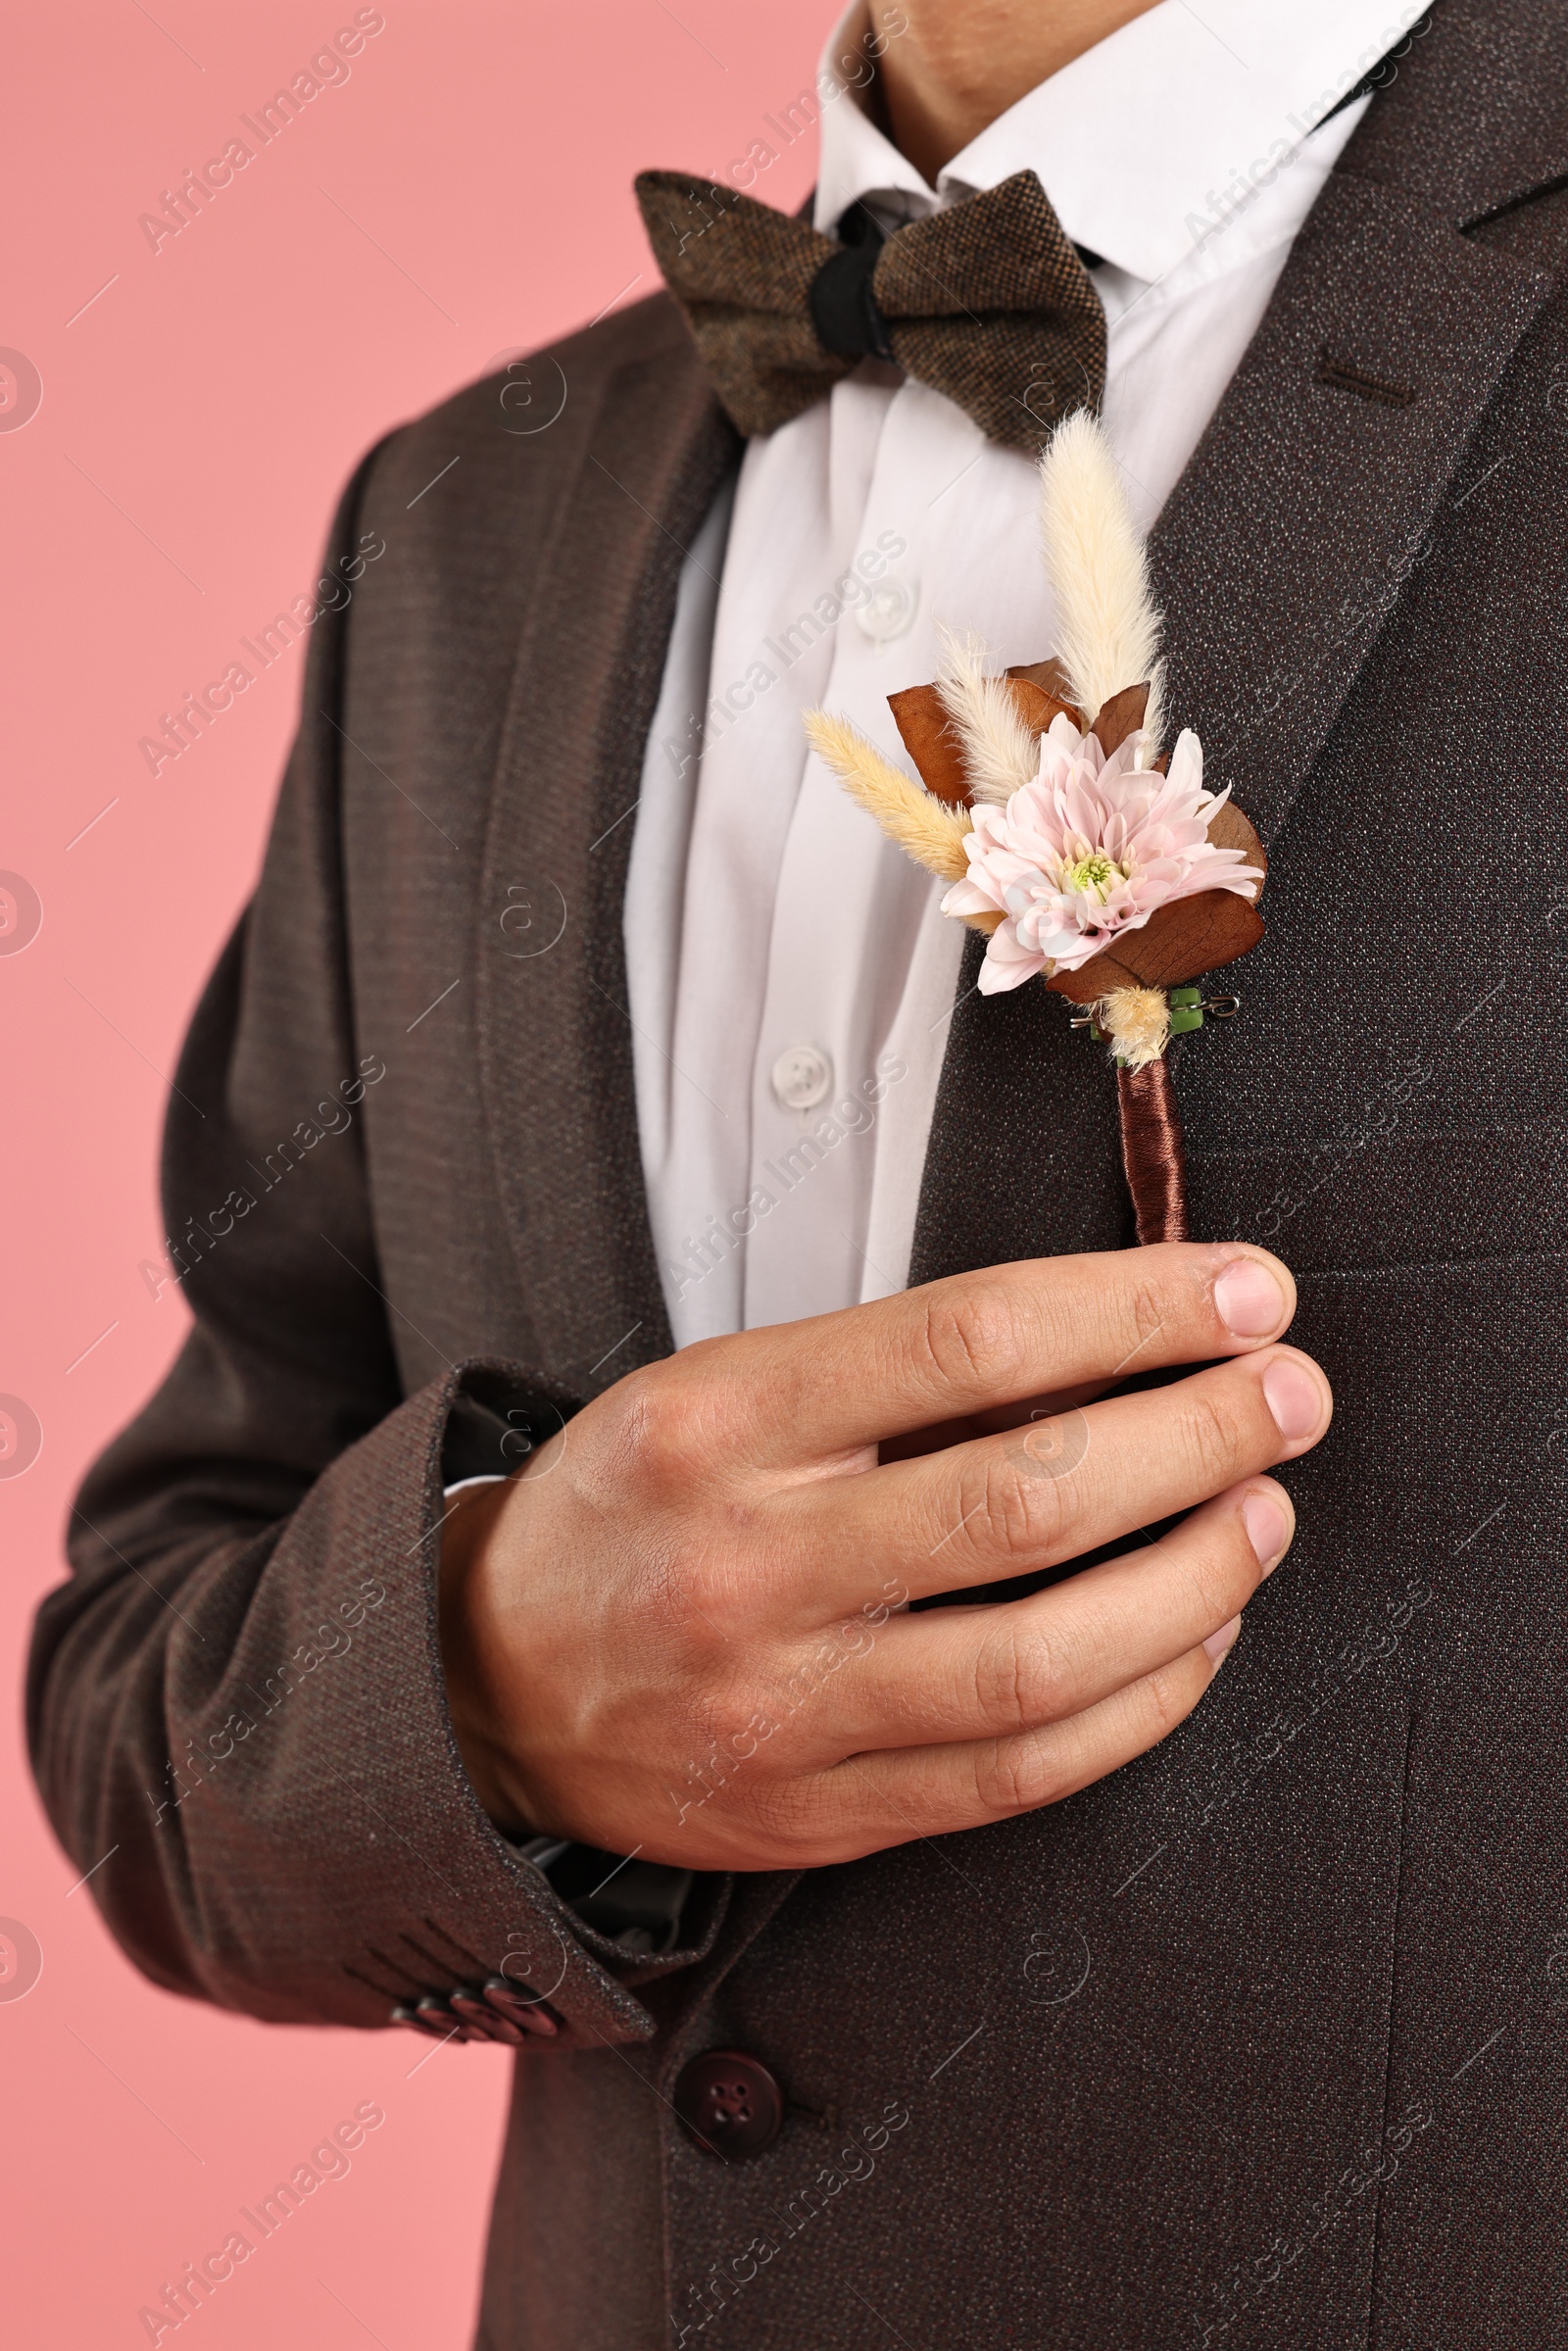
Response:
[1205, 798, 1268, 877]
[1046, 890, 1266, 1004]
[1087, 681, 1150, 758]
[1004, 677, 1075, 742]
[887, 661, 1091, 804]
[886, 684, 969, 807]
[1004, 658, 1083, 722]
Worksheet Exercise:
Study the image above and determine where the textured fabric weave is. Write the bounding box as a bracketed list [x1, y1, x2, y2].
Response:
[27, 6, 1568, 2345]
[635, 167, 1106, 451]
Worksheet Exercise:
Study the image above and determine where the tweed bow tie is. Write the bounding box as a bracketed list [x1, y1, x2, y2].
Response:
[635, 169, 1106, 455]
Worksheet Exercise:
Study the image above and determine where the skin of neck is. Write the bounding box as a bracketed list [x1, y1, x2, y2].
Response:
[866, 0, 1161, 180]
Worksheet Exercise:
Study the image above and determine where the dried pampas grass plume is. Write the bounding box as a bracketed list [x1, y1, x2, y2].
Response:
[1039, 411, 1165, 758]
[1099, 985, 1170, 1070]
[933, 626, 1038, 808]
[803, 710, 975, 886]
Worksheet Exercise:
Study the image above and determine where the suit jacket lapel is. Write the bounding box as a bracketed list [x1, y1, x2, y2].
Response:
[477, 318, 738, 1393]
[912, 0, 1567, 1283]
[1348, 0, 1568, 231]
[1151, 175, 1554, 849]
[1155, 0, 1568, 851]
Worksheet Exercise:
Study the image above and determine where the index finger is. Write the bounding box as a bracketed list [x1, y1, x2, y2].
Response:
[723, 1244, 1298, 1464]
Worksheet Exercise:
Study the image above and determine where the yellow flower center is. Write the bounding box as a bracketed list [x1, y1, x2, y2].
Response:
[1063, 851, 1124, 903]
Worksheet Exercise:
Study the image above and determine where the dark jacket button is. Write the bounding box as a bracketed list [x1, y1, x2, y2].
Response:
[450, 1987, 524, 2043]
[392, 2002, 453, 2039]
[414, 1992, 483, 2041]
[672, 2050, 785, 2160]
[482, 1974, 560, 2037]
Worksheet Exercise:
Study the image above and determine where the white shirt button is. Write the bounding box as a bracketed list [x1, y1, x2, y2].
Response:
[771, 1044, 833, 1110]
[855, 571, 918, 642]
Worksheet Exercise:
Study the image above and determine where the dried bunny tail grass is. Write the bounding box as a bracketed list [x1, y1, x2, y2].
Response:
[803, 709, 973, 883]
[1039, 410, 1166, 758]
[1099, 985, 1169, 1070]
[933, 626, 1038, 808]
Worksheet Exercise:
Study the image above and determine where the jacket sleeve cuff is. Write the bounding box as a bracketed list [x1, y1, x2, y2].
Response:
[40, 1358, 730, 2051]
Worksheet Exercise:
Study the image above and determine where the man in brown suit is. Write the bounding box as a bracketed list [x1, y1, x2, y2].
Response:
[30, 0, 1568, 2343]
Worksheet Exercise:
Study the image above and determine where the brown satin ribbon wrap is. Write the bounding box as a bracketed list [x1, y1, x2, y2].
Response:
[1116, 1059, 1191, 1245]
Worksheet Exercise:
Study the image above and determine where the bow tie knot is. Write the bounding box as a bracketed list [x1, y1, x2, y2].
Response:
[635, 168, 1106, 454]
[808, 209, 896, 364]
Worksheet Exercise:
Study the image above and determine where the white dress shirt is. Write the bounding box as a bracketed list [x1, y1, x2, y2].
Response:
[624, 0, 1427, 1350]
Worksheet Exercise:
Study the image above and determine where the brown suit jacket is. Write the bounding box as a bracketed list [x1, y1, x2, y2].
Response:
[30, 7, 1568, 2342]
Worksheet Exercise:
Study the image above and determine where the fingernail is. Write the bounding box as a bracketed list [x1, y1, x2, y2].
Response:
[1203, 1614, 1242, 1666]
[1213, 1257, 1286, 1338]
[1262, 1357, 1323, 1442]
[1241, 1490, 1289, 1574]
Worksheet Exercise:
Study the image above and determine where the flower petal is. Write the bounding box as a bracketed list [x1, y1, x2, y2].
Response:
[944, 721, 1256, 969]
[978, 923, 1046, 992]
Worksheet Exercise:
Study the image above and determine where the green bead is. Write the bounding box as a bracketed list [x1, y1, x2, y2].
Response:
[1168, 1004, 1204, 1034]
[1169, 986, 1202, 1007]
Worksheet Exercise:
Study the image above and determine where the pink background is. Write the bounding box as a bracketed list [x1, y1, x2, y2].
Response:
[2, 4, 830, 2341]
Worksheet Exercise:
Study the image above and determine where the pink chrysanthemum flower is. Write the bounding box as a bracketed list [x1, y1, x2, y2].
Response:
[941, 711, 1264, 994]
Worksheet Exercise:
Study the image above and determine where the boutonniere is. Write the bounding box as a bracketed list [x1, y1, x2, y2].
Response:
[805, 413, 1266, 1246]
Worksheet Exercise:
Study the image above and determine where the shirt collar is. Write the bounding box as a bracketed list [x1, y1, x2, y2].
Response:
[814, 0, 1431, 281]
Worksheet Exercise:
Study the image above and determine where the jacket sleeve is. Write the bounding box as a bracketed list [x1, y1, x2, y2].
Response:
[25, 442, 726, 2047]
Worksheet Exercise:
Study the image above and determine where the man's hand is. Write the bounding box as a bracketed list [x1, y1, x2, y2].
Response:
[439, 1244, 1330, 1870]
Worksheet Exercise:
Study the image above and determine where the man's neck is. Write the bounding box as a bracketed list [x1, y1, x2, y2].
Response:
[867, 0, 1162, 181]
